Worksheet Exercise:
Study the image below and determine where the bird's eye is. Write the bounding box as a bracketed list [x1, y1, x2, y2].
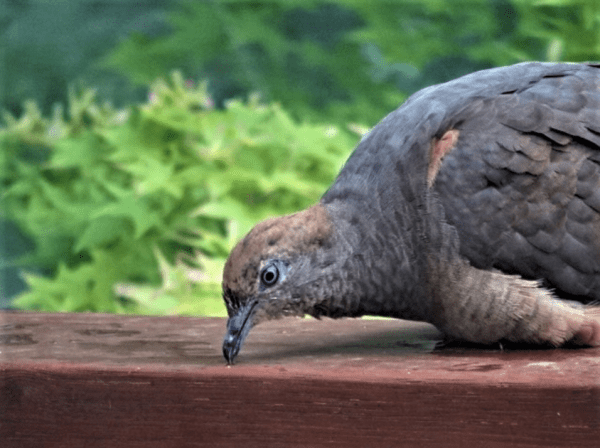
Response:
[260, 264, 279, 287]
[258, 259, 290, 290]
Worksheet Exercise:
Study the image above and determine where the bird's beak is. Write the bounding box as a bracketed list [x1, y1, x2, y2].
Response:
[222, 300, 258, 364]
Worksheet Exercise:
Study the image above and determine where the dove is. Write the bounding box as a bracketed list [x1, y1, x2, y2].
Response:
[221, 62, 600, 364]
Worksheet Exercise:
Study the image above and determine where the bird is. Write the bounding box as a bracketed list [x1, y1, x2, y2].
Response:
[221, 62, 600, 364]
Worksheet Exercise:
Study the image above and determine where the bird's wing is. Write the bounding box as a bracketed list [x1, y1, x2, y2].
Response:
[433, 64, 600, 301]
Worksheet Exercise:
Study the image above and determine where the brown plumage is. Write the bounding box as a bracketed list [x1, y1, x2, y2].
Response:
[222, 62, 600, 364]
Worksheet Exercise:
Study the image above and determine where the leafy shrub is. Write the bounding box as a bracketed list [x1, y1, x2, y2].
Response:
[1, 72, 359, 314]
[5, 0, 599, 314]
[102, 0, 600, 127]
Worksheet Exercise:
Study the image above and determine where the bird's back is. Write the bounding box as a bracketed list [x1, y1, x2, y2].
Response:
[434, 63, 600, 301]
[324, 62, 600, 302]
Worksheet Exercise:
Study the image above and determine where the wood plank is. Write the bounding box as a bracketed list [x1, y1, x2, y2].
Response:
[1, 311, 599, 447]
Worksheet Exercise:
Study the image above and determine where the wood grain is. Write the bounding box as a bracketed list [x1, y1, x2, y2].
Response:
[1, 312, 599, 447]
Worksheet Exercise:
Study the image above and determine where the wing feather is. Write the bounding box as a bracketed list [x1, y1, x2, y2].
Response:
[434, 64, 600, 301]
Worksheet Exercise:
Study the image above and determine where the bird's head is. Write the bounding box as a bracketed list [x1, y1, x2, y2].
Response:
[221, 203, 335, 364]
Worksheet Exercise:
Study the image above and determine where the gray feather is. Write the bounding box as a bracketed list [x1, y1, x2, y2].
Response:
[324, 62, 600, 302]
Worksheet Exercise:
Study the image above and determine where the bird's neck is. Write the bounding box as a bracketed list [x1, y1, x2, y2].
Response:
[306, 200, 444, 322]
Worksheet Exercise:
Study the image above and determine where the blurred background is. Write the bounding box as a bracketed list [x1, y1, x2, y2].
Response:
[1, 0, 599, 315]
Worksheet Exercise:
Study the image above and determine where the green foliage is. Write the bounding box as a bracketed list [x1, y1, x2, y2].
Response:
[101, 0, 600, 127]
[4, 0, 600, 314]
[1, 1, 171, 115]
[1, 73, 358, 314]
[511, 0, 600, 62]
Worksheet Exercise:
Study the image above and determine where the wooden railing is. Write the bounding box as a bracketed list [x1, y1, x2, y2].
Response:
[1, 311, 598, 447]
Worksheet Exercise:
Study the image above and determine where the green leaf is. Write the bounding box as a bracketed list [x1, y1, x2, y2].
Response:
[50, 132, 101, 169]
[92, 194, 162, 239]
[75, 216, 131, 253]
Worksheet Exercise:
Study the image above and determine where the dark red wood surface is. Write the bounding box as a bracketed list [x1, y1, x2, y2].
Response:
[1, 311, 599, 447]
